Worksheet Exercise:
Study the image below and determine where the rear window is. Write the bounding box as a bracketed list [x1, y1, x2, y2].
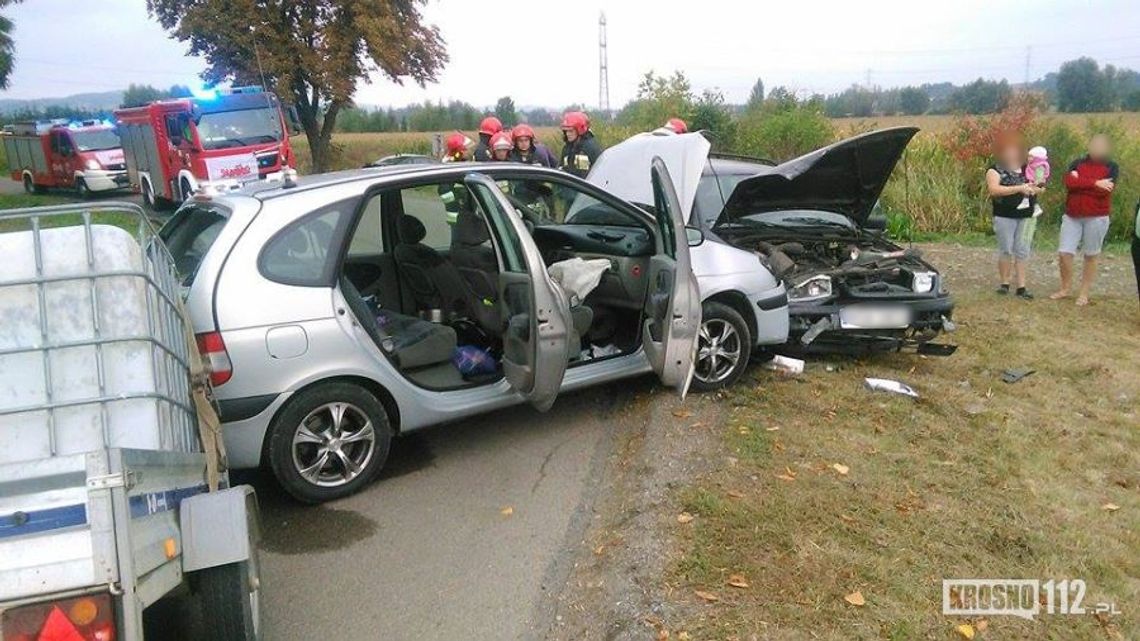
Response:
[159, 202, 231, 286]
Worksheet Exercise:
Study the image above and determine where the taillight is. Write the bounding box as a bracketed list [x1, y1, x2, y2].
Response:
[1, 593, 115, 641]
[195, 331, 233, 386]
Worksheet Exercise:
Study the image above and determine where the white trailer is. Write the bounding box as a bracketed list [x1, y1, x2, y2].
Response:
[0, 204, 261, 640]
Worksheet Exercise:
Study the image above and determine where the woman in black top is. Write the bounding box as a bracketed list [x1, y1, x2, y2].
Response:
[985, 140, 1041, 299]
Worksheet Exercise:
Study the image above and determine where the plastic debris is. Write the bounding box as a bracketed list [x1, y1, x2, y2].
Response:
[1001, 368, 1035, 384]
[864, 377, 919, 398]
[764, 355, 805, 375]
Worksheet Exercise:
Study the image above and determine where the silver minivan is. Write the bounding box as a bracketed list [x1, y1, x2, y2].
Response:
[166, 155, 787, 502]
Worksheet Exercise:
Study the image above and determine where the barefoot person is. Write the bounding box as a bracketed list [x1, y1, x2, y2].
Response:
[1132, 198, 1140, 305]
[1051, 134, 1119, 306]
[986, 139, 1040, 299]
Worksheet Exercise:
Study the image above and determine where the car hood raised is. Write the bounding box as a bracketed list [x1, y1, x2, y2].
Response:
[720, 127, 918, 227]
[587, 131, 711, 220]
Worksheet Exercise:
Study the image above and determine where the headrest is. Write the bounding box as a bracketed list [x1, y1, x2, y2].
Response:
[453, 209, 490, 246]
[398, 215, 427, 244]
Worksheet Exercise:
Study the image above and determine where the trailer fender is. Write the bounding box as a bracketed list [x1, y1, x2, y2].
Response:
[180, 485, 260, 572]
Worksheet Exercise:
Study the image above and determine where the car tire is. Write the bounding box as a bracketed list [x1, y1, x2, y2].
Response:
[142, 179, 165, 211]
[76, 178, 90, 199]
[267, 382, 392, 503]
[691, 301, 752, 392]
[194, 561, 260, 641]
[180, 177, 193, 203]
[23, 174, 45, 194]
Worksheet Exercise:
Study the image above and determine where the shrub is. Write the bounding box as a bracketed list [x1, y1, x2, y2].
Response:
[733, 105, 834, 161]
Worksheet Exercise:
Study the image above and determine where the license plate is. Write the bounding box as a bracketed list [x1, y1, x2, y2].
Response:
[839, 305, 912, 329]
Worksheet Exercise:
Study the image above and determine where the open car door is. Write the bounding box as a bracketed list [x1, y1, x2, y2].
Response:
[643, 158, 702, 397]
[465, 174, 572, 411]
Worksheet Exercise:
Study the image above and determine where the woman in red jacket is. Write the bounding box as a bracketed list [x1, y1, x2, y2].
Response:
[1051, 134, 1119, 306]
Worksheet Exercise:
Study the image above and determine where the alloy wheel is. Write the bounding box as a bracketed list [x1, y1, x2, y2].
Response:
[291, 402, 377, 487]
[694, 318, 743, 384]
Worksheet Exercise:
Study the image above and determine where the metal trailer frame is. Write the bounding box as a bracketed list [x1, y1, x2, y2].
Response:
[0, 203, 259, 640]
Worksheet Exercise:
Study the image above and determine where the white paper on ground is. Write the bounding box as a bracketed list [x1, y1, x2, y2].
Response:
[864, 377, 919, 398]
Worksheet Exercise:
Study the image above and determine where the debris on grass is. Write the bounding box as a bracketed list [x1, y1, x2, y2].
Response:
[764, 355, 805, 375]
[843, 591, 866, 606]
[677, 512, 695, 524]
[727, 574, 750, 588]
[864, 377, 919, 398]
[500, 505, 514, 517]
[832, 463, 850, 475]
[955, 623, 976, 639]
[1000, 367, 1036, 384]
[1102, 503, 1121, 512]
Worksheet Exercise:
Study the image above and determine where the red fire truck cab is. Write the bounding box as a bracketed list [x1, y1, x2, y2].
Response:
[2, 120, 129, 196]
[114, 87, 300, 209]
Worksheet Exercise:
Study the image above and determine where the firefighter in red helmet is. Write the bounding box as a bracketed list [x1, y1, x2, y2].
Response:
[559, 111, 602, 178]
[441, 132, 473, 162]
[474, 116, 503, 162]
[509, 124, 557, 167]
[664, 118, 688, 133]
[489, 131, 514, 161]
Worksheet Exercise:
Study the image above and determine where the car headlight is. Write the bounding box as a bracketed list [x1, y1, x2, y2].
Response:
[788, 274, 832, 302]
[85, 159, 101, 170]
[912, 271, 936, 293]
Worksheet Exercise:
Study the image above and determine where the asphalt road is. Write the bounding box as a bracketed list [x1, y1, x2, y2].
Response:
[248, 378, 655, 641]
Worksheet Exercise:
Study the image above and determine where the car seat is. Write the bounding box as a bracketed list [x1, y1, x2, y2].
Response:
[393, 215, 500, 336]
[340, 278, 457, 370]
[450, 208, 499, 302]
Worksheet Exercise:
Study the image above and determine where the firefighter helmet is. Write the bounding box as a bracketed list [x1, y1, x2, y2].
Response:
[490, 131, 513, 151]
[445, 132, 472, 155]
[512, 123, 536, 141]
[560, 111, 590, 136]
[665, 118, 688, 133]
[479, 116, 503, 136]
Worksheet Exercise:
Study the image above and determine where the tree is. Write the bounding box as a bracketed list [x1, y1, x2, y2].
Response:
[121, 83, 168, 108]
[615, 70, 694, 131]
[765, 86, 799, 112]
[0, 1, 22, 89]
[949, 78, 1011, 114]
[147, 0, 447, 173]
[168, 84, 193, 98]
[690, 89, 735, 145]
[1055, 57, 1114, 112]
[494, 96, 517, 126]
[899, 86, 930, 115]
[746, 76, 765, 112]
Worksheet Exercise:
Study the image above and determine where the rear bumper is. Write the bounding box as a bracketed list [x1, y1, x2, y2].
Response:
[216, 393, 288, 469]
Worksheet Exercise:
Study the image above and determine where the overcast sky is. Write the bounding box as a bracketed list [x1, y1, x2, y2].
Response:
[5, 0, 1140, 108]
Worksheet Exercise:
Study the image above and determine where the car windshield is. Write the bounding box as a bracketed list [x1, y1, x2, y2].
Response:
[196, 106, 283, 150]
[694, 172, 748, 228]
[159, 202, 232, 287]
[742, 210, 855, 229]
[70, 129, 120, 152]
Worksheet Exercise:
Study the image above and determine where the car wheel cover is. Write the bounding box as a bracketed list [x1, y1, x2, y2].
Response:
[291, 402, 376, 487]
[694, 318, 742, 384]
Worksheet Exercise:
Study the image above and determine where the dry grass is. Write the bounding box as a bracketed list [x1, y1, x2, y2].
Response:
[834, 112, 1140, 139]
[669, 244, 1139, 640]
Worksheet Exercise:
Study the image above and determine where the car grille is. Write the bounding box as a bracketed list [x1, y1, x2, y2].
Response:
[106, 163, 126, 171]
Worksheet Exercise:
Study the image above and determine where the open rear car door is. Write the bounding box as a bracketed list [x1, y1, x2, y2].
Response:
[643, 158, 702, 397]
[465, 174, 571, 411]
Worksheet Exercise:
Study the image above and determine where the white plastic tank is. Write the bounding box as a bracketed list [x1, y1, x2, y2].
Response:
[0, 219, 199, 465]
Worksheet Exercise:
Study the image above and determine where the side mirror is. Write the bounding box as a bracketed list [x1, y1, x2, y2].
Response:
[685, 226, 704, 247]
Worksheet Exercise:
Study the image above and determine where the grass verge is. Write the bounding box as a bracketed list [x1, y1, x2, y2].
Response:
[669, 245, 1138, 640]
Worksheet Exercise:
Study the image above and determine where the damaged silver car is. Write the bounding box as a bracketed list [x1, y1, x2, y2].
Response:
[690, 127, 957, 356]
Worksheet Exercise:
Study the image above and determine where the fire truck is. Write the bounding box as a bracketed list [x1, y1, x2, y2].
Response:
[2, 120, 129, 197]
[114, 87, 300, 209]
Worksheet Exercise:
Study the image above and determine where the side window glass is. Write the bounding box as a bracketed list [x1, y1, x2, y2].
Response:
[499, 178, 639, 227]
[259, 200, 351, 286]
[397, 184, 455, 250]
[348, 194, 383, 256]
[652, 173, 677, 259]
[467, 181, 525, 274]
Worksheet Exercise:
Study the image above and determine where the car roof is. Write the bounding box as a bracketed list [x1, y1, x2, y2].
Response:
[228, 162, 572, 202]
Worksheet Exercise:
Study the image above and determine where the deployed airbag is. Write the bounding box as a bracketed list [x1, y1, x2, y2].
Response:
[549, 257, 611, 302]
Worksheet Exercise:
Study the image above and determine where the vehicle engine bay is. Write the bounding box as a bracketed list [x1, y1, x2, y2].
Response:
[737, 232, 939, 297]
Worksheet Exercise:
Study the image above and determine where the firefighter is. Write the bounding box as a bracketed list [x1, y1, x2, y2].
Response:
[441, 131, 473, 162]
[509, 124, 557, 167]
[559, 111, 602, 178]
[473, 116, 503, 161]
[489, 131, 514, 161]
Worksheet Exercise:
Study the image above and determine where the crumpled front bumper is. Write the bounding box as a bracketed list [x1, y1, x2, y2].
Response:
[788, 294, 957, 354]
